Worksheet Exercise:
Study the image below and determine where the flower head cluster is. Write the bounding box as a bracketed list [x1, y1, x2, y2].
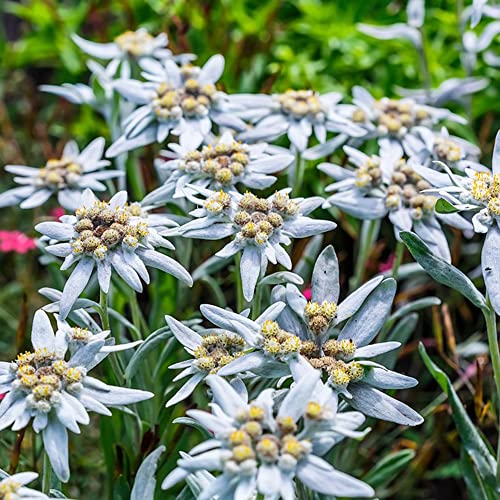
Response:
[233, 89, 363, 152]
[108, 55, 246, 156]
[320, 140, 472, 261]
[414, 131, 500, 313]
[162, 375, 374, 499]
[177, 187, 335, 300]
[404, 127, 481, 170]
[0, 310, 152, 482]
[335, 87, 466, 153]
[0, 138, 121, 211]
[164, 315, 248, 407]
[71, 29, 192, 68]
[143, 132, 293, 204]
[35, 189, 192, 319]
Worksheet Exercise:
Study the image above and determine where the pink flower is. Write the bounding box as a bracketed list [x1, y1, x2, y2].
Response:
[0, 392, 5, 401]
[302, 287, 312, 300]
[50, 207, 66, 221]
[0, 230, 37, 254]
[379, 253, 395, 273]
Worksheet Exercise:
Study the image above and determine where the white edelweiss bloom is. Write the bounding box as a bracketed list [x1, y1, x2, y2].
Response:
[164, 314, 249, 407]
[162, 375, 374, 500]
[232, 89, 364, 152]
[404, 126, 481, 171]
[174, 187, 336, 301]
[271, 245, 424, 426]
[107, 55, 246, 157]
[414, 130, 500, 314]
[319, 139, 472, 262]
[0, 471, 48, 499]
[0, 138, 122, 211]
[335, 87, 467, 154]
[142, 131, 294, 205]
[35, 189, 192, 319]
[200, 253, 422, 426]
[0, 309, 153, 483]
[71, 29, 194, 75]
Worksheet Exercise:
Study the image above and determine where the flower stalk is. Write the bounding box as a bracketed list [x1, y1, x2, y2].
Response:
[350, 219, 380, 291]
[482, 297, 500, 482]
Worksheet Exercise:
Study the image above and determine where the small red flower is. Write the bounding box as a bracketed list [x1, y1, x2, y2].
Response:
[302, 287, 312, 301]
[0, 230, 37, 254]
[379, 253, 395, 273]
[50, 207, 66, 221]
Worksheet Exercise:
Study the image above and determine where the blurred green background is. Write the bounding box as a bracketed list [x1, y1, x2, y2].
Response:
[0, 1, 499, 498]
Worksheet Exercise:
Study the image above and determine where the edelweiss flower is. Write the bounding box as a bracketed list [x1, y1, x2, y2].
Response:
[0, 471, 48, 499]
[142, 131, 294, 205]
[336, 86, 467, 152]
[413, 130, 500, 313]
[162, 375, 374, 499]
[320, 140, 471, 261]
[164, 314, 248, 407]
[0, 138, 122, 211]
[176, 188, 336, 300]
[0, 310, 153, 482]
[202, 251, 422, 426]
[72, 29, 193, 73]
[233, 89, 363, 151]
[107, 56, 246, 156]
[200, 302, 302, 379]
[35, 189, 192, 319]
[404, 126, 480, 170]
[164, 301, 292, 407]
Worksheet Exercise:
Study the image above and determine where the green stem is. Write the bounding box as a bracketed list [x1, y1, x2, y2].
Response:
[42, 452, 52, 494]
[292, 150, 305, 198]
[129, 291, 146, 339]
[234, 254, 244, 312]
[251, 282, 263, 320]
[99, 289, 125, 381]
[392, 241, 405, 280]
[350, 219, 380, 291]
[99, 289, 110, 330]
[483, 297, 500, 482]
[416, 29, 432, 100]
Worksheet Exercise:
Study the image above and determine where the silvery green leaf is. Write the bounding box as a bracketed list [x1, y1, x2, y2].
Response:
[335, 275, 384, 325]
[386, 296, 441, 329]
[419, 343, 497, 488]
[338, 279, 396, 347]
[482, 224, 500, 314]
[172, 417, 213, 439]
[401, 231, 486, 309]
[364, 449, 416, 488]
[311, 245, 339, 303]
[357, 23, 422, 47]
[348, 383, 423, 425]
[125, 327, 172, 379]
[259, 272, 304, 286]
[130, 446, 166, 500]
[435, 198, 460, 214]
